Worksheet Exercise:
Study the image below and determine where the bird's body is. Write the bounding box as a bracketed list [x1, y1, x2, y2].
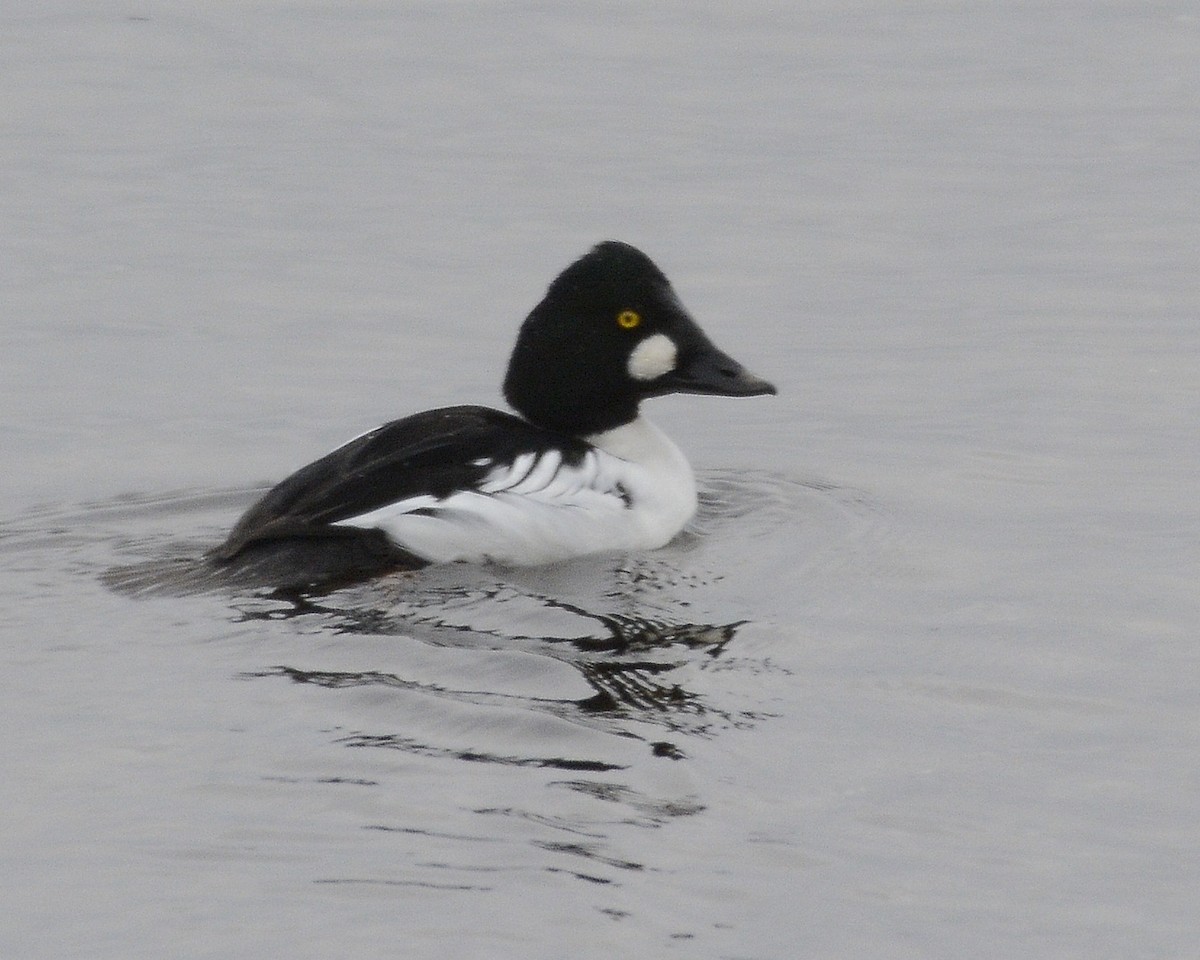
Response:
[212, 241, 775, 590]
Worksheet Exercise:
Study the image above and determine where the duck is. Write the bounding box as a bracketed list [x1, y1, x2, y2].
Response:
[211, 241, 775, 590]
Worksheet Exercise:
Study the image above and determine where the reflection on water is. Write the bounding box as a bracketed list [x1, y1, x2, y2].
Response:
[240, 596, 747, 767]
[224, 544, 761, 766]
[90, 470, 852, 769]
[15, 468, 866, 899]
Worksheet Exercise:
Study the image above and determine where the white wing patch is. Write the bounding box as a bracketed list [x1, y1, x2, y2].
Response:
[333, 418, 697, 566]
[484, 449, 563, 495]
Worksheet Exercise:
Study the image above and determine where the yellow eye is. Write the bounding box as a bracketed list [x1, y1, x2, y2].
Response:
[616, 310, 641, 329]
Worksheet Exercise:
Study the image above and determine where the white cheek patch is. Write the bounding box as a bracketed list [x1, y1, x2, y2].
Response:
[627, 333, 678, 381]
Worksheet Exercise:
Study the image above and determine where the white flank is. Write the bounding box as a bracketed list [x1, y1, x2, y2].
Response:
[626, 333, 678, 381]
[333, 417, 696, 566]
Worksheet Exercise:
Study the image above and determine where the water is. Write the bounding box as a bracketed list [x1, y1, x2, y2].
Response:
[3, 3, 1198, 958]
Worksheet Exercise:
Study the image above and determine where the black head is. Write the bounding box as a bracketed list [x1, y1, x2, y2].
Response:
[503, 241, 775, 435]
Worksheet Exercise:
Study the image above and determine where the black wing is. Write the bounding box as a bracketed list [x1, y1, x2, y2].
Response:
[214, 405, 588, 560]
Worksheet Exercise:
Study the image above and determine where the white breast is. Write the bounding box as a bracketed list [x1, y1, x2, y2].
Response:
[334, 417, 697, 566]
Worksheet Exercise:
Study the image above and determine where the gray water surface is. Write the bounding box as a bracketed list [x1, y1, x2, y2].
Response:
[3, 4, 1198, 958]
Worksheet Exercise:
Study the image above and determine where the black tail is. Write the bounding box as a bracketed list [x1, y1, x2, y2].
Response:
[104, 527, 426, 598]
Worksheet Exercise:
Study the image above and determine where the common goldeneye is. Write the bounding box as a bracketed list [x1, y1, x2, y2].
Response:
[212, 241, 775, 589]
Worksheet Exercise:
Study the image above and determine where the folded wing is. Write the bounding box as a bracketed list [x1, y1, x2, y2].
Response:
[213, 405, 590, 561]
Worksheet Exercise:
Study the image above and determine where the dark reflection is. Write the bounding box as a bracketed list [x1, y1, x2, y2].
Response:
[565, 612, 741, 655]
[98, 472, 825, 776]
[77, 473, 852, 894]
[334, 732, 626, 773]
[548, 779, 706, 822]
[532, 839, 644, 873]
[231, 565, 758, 753]
[233, 587, 741, 654]
[313, 878, 491, 892]
[575, 660, 694, 714]
[246, 603, 752, 748]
